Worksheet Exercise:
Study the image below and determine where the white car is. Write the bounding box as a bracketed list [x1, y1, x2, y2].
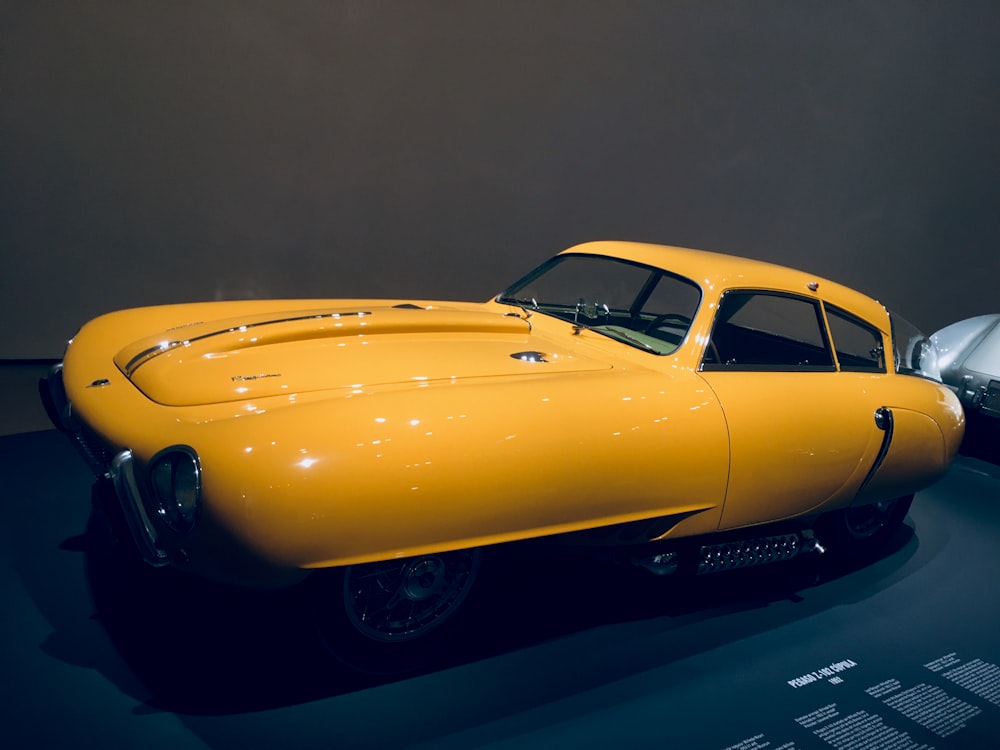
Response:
[932, 314, 1000, 419]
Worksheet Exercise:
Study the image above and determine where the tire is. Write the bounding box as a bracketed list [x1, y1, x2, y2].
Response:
[818, 494, 913, 561]
[312, 547, 481, 675]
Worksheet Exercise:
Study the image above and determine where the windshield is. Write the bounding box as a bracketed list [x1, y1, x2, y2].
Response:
[890, 312, 941, 381]
[498, 254, 701, 355]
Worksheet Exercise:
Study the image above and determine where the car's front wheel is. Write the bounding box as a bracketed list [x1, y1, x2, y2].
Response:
[312, 547, 481, 675]
[818, 494, 914, 560]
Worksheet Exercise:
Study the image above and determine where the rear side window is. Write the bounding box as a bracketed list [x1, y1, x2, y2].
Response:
[702, 291, 834, 371]
[826, 306, 886, 373]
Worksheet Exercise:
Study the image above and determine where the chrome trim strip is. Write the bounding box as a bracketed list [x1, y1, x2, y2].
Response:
[41, 364, 116, 478]
[109, 450, 170, 567]
[123, 310, 372, 376]
[148, 444, 202, 535]
[39, 363, 74, 432]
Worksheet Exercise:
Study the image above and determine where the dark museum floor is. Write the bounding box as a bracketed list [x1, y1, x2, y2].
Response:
[2, 362, 999, 749]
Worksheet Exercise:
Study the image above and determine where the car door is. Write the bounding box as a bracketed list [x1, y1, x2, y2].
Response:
[697, 291, 889, 530]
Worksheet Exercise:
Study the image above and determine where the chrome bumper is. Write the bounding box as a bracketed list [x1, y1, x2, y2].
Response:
[41, 364, 172, 568]
[109, 450, 171, 567]
[39, 363, 115, 479]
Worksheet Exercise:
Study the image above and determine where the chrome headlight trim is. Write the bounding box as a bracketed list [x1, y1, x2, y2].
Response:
[110, 450, 170, 567]
[148, 446, 202, 535]
[39, 363, 74, 432]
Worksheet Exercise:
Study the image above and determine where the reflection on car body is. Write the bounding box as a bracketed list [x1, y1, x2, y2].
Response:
[40, 241, 964, 671]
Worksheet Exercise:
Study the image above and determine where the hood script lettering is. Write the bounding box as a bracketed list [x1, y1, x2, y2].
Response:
[231, 373, 282, 382]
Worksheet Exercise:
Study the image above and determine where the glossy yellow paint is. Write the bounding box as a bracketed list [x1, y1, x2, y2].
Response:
[64, 306, 732, 576]
[700, 371, 885, 528]
[56, 241, 964, 587]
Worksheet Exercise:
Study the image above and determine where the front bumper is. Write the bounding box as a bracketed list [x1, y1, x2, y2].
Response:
[109, 450, 172, 567]
[955, 372, 1000, 419]
[40, 364, 172, 567]
[40, 365, 319, 589]
[978, 379, 1000, 418]
[39, 364, 115, 477]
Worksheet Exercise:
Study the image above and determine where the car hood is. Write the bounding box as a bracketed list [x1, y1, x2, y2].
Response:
[114, 304, 611, 406]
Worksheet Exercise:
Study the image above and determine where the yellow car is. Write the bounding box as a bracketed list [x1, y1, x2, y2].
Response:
[41, 241, 963, 666]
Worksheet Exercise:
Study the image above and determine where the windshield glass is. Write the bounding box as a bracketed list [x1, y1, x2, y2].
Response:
[498, 254, 701, 355]
[890, 312, 941, 381]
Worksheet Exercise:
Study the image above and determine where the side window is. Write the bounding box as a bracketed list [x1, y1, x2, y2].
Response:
[826, 306, 886, 373]
[702, 291, 834, 371]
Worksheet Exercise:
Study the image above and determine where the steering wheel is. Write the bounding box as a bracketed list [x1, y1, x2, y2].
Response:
[642, 313, 692, 334]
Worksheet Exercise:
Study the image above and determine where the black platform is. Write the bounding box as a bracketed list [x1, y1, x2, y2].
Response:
[2, 425, 998, 749]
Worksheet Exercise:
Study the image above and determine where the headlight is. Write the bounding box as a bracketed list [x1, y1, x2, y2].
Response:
[149, 447, 201, 534]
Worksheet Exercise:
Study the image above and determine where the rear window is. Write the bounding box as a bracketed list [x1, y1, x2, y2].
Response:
[826, 306, 886, 373]
[890, 312, 941, 381]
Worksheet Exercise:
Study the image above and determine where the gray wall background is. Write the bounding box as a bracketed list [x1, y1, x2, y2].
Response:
[3, 1, 998, 359]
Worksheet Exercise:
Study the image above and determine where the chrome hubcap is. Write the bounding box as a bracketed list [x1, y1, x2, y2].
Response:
[401, 557, 447, 601]
[343, 549, 480, 643]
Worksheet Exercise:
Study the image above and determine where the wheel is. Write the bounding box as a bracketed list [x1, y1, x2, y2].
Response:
[818, 494, 913, 560]
[312, 548, 481, 675]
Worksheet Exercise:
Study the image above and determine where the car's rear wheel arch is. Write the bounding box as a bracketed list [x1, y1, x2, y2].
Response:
[818, 493, 914, 560]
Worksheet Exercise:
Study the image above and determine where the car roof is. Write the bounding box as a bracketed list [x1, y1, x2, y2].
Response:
[562, 240, 890, 330]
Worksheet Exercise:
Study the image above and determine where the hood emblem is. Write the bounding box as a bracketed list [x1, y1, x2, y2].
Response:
[231, 373, 282, 382]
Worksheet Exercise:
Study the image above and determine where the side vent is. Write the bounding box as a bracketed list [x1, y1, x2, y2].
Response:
[697, 533, 802, 574]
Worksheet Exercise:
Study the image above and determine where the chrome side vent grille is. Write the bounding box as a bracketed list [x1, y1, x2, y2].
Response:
[697, 533, 802, 575]
[40, 363, 116, 479]
[73, 427, 115, 479]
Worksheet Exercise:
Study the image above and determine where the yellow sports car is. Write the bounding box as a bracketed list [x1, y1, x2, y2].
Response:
[41, 241, 963, 666]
